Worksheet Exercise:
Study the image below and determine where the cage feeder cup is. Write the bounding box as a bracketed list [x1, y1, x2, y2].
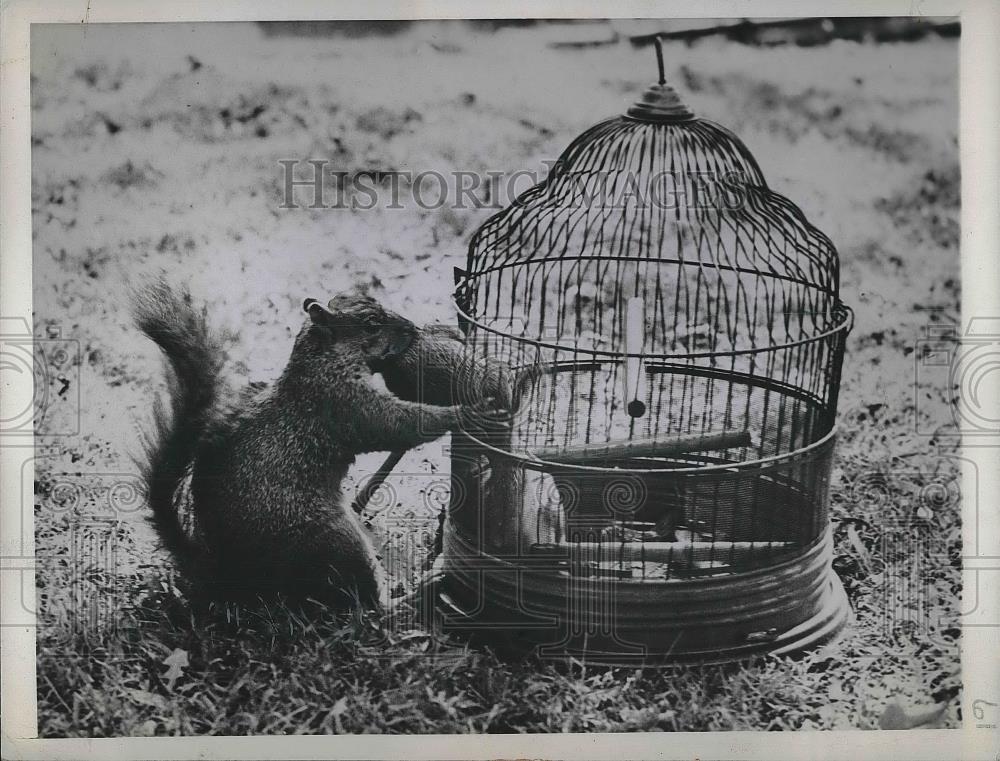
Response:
[623, 296, 648, 418]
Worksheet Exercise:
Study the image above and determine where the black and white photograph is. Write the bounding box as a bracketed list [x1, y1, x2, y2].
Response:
[2, 2, 999, 756]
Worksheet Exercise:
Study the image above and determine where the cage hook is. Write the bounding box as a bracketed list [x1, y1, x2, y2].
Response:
[625, 35, 693, 122]
[653, 35, 666, 85]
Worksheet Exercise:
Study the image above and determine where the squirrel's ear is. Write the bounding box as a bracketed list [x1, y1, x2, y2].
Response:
[304, 298, 333, 325]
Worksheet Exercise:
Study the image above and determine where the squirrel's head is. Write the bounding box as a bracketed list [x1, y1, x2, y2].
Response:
[301, 294, 416, 369]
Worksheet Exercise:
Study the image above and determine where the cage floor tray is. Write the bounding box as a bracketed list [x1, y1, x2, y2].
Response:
[421, 528, 852, 665]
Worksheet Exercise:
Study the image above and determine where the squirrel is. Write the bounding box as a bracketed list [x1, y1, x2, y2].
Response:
[363, 300, 546, 555]
[133, 281, 506, 608]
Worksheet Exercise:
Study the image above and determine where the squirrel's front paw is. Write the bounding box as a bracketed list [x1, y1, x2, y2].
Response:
[460, 396, 512, 435]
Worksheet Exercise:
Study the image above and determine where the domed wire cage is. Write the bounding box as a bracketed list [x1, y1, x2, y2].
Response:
[431, 40, 854, 664]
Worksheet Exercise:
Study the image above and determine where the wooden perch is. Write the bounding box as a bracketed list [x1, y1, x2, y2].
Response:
[530, 540, 793, 565]
[530, 429, 752, 465]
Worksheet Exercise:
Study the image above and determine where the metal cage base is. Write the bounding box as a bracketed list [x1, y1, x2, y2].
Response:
[420, 527, 852, 666]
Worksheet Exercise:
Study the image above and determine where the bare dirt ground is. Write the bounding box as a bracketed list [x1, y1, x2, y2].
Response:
[31, 22, 960, 734]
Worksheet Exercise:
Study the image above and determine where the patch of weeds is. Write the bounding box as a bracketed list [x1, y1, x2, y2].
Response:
[842, 124, 926, 163]
[356, 106, 423, 141]
[101, 161, 163, 191]
[874, 165, 960, 249]
[73, 61, 132, 92]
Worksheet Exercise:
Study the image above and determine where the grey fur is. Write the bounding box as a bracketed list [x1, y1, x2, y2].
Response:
[134, 282, 503, 607]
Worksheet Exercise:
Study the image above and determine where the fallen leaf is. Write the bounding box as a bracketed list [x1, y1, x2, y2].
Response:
[125, 688, 169, 710]
[879, 698, 947, 729]
[328, 696, 348, 733]
[827, 679, 847, 701]
[330, 696, 348, 716]
[162, 648, 189, 691]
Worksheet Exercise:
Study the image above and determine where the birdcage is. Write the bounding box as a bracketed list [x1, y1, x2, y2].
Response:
[430, 40, 854, 664]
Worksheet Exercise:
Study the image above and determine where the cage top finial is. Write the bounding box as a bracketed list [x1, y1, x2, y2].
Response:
[626, 35, 695, 123]
[654, 34, 666, 84]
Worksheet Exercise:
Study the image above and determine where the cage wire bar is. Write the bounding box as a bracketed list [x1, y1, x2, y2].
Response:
[432, 38, 854, 663]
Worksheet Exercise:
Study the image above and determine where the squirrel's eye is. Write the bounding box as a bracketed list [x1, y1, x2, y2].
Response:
[364, 324, 381, 335]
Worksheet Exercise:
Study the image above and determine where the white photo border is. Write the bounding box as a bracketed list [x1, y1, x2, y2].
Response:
[2, 1, 997, 759]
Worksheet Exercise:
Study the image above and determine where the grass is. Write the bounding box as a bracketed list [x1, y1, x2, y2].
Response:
[31, 21, 961, 734]
[34, 572, 959, 735]
[36, 426, 963, 734]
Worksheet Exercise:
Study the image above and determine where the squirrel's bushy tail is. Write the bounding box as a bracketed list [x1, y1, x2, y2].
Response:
[133, 280, 224, 578]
